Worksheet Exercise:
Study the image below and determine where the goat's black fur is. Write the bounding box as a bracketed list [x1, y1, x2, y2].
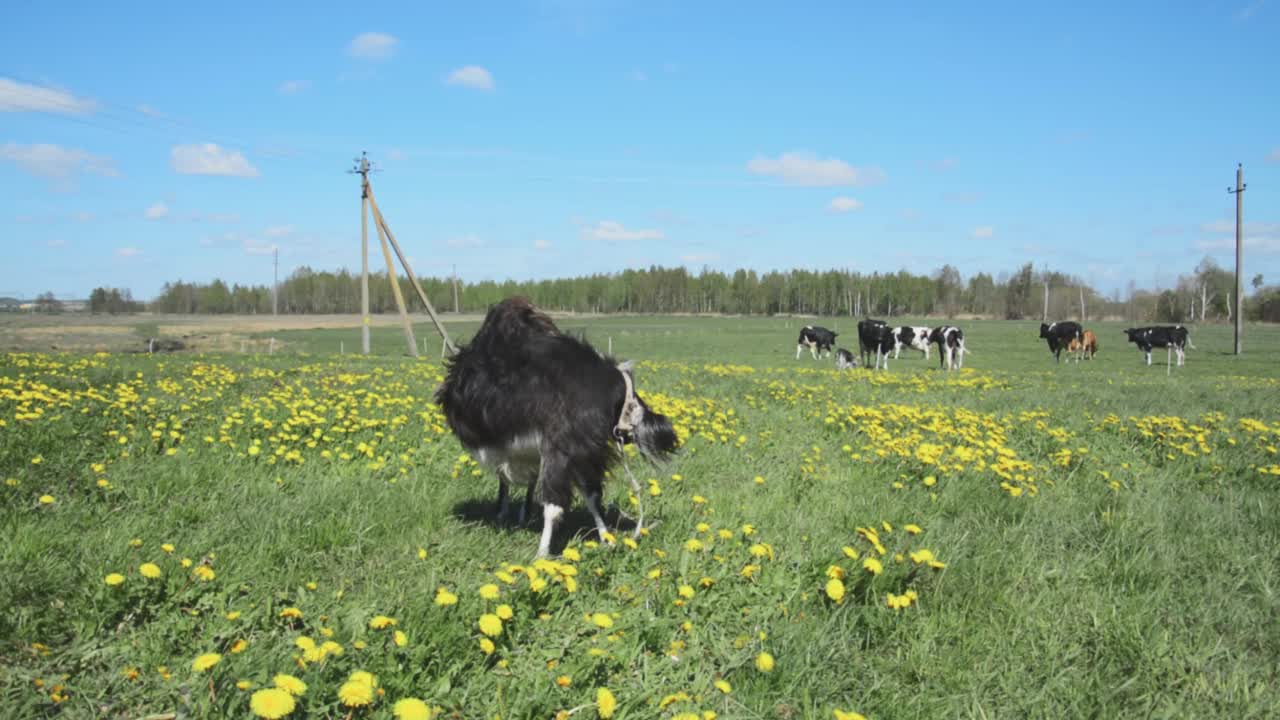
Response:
[435, 297, 677, 556]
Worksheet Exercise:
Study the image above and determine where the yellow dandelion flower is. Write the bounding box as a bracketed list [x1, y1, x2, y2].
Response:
[590, 612, 614, 629]
[562, 548, 581, 562]
[273, 674, 307, 696]
[597, 687, 617, 718]
[394, 630, 407, 647]
[714, 679, 732, 694]
[226, 611, 242, 621]
[434, 587, 458, 606]
[863, 557, 883, 575]
[139, 563, 162, 579]
[904, 524, 922, 535]
[417, 547, 428, 560]
[478, 584, 501, 600]
[279, 607, 302, 619]
[479, 637, 496, 655]
[755, 651, 775, 673]
[833, 711, 867, 720]
[825, 577, 846, 603]
[678, 584, 696, 599]
[496, 604, 514, 620]
[104, 573, 125, 586]
[338, 680, 374, 707]
[250, 687, 296, 719]
[39, 494, 55, 505]
[191, 653, 222, 672]
[393, 697, 432, 720]
[478, 613, 503, 638]
[161, 543, 175, 553]
[230, 639, 249, 654]
[369, 615, 397, 630]
[555, 675, 572, 688]
[193, 566, 216, 582]
[237, 679, 253, 690]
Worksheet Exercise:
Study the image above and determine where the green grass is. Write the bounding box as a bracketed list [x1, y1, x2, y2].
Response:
[2, 317, 1279, 719]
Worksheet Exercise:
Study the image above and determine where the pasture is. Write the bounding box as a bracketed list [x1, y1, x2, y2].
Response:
[3, 315, 1279, 719]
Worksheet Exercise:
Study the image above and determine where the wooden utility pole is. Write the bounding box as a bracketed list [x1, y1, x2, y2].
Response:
[1042, 277, 1049, 323]
[372, 202, 419, 357]
[452, 264, 460, 313]
[1228, 164, 1246, 355]
[364, 182, 458, 355]
[272, 246, 279, 316]
[349, 153, 373, 354]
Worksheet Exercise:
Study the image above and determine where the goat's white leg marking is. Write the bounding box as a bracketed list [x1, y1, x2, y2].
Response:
[810, 344, 818, 360]
[583, 491, 610, 541]
[536, 503, 565, 559]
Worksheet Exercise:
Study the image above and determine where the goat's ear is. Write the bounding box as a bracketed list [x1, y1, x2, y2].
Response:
[617, 359, 634, 372]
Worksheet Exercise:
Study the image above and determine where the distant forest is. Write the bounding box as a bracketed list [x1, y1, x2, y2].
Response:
[77, 258, 1279, 322]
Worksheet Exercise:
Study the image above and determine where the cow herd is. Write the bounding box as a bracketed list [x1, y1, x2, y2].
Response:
[797, 320, 1197, 370]
[796, 321, 967, 371]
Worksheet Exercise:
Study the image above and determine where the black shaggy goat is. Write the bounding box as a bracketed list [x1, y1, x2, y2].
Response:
[435, 297, 678, 558]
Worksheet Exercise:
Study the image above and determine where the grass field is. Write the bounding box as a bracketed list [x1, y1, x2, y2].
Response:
[3, 316, 1279, 719]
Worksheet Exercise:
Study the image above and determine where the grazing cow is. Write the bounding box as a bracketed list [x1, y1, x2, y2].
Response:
[891, 326, 932, 360]
[1039, 321, 1084, 363]
[858, 319, 896, 370]
[929, 326, 967, 371]
[436, 297, 679, 558]
[1123, 326, 1191, 367]
[1081, 330, 1098, 359]
[835, 348, 859, 370]
[796, 325, 838, 360]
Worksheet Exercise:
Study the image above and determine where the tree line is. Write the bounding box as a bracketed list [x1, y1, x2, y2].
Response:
[136, 258, 1277, 322]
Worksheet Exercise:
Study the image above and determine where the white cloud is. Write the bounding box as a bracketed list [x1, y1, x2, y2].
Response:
[348, 32, 398, 60]
[580, 220, 665, 242]
[446, 66, 495, 90]
[0, 77, 96, 114]
[534, 239, 552, 250]
[278, 80, 310, 95]
[446, 234, 484, 248]
[681, 253, 719, 263]
[144, 202, 169, 220]
[746, 151, 884, 187]
[829, 196, 863, 213]
[0, 142, 118, 187]
[264, 224, 294, 238]
[1196, 220, 1280, 255]
[972, 225, 994, 239]
[115, 247, 140, 257]
[170, 143, 259, 177]
[243, 239, 277, 256]
[137, 104, 165, 118]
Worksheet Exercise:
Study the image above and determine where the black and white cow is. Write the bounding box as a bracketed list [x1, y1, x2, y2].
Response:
[891, 326, 932, 360]
[1123, 326, 1192, 366]
[796, 325, 838, 360]
[929, 326, 966, 371]
[1039, 321, 1084, 363]
[835, 348, 859, 370]
[858, 319, 896, 370]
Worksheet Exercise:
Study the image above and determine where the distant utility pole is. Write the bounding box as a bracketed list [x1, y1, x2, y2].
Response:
[452, 264, 460, 314]
[1228, 163, 1246, 355]
[272, 246, 279, 316]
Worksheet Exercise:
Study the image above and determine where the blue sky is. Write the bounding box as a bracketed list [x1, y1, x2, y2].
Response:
[2, 1, 1278, 300]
